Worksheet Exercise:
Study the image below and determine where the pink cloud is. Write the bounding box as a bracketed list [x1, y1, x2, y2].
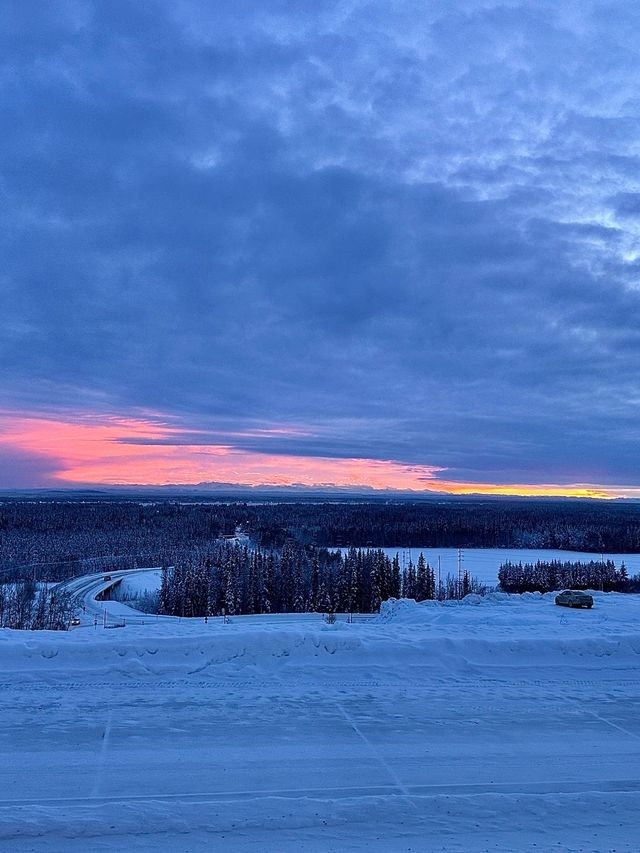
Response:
[0, 410, 633, 498]
[0, 410, 443, 488]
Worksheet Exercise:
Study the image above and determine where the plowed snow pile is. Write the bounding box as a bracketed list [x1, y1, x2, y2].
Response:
[2, 592, 640, 852]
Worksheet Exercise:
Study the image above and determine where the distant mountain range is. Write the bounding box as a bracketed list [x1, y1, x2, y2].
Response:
[0, 483, 635, 503]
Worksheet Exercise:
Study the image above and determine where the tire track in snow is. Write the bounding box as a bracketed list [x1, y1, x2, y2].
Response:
[559, 695, 640, 742]
[91, 708, 113, 798]
[334, 700, 416, 806]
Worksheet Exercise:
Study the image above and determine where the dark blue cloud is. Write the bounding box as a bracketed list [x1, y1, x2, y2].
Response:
[2, 0, 640, 487]
[0, 446, 59, 489]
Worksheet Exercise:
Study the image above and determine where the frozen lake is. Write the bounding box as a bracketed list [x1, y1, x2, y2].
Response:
[337, 547, 640, 587]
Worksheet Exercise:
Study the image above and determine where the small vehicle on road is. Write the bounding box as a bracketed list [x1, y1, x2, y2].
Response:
[555, 590, 593, 609]
[103, 575, 112, 581]
[69, 617, 82, 627]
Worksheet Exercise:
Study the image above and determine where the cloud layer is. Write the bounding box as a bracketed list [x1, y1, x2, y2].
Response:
[2, 1, 640, 491]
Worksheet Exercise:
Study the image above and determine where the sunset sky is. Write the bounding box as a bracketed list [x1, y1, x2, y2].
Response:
[2, 2, 640, 496]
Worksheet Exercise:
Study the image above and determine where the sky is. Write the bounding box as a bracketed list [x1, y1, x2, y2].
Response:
[2, 1, 640, 497]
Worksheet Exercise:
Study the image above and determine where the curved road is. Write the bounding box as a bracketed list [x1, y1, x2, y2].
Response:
[60, 568, 377, 628]
[60, 567, 175, 627]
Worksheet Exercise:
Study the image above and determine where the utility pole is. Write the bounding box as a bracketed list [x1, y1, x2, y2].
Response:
[457, 549, 463, 599]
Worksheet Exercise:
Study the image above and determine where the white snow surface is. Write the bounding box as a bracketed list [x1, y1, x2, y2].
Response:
[115, 568, 162, 598]
[3, 591, 640, 851]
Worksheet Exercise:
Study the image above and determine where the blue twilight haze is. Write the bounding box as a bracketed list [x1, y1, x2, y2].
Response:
[2, 1, 640, 490]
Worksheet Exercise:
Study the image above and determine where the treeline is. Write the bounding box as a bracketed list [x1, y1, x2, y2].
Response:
[3, 498, 640, 582]
[498, 559, 638, 594]
[0, 501, 225, 583]
[158, 543, 484, 617]
[0, 581, 74, 630]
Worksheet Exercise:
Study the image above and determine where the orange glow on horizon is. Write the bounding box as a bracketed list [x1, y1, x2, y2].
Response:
[0, 410, 634, 499]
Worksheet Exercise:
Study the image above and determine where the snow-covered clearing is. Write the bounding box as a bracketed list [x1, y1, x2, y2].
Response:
[3, 592, 640, 851]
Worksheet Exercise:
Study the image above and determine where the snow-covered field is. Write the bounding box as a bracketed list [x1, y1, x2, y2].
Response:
[338, 547, 640, 586]
[3, 592, 640, 851]
[110, 569, 162, 611]
[116, 569, 162, 598]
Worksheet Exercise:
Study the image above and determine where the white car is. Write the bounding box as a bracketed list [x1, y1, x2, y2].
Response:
[555, 590, 593, 609]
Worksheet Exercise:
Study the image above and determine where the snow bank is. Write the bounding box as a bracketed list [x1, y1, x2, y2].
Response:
[3, 790, 639, 852]
[0, 622, 366, 679]
[3, 592, 640, 680]
[380, 589, 632, 620]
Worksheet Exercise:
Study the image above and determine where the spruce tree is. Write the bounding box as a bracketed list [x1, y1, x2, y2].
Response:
[403, 559, 417, 599]
[310, 555, 321, 611]
[415, 554, 428, 601]
[391, 554, 401, 599]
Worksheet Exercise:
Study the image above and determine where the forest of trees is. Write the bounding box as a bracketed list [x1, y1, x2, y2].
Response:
[0, 581, 74, 630]
[157, 543, 484, 617]
[498, 559, 638, 594]
[2, 498, 640, 586]
[3, 498, 640, 626]
[2, 499, 640, 623]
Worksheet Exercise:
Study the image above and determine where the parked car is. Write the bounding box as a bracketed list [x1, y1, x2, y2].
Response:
[555, 590, 594, 609]
[69, 617, 82, 627]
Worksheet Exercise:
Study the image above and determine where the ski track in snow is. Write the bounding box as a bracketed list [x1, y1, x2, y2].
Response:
[92, 707, 114, 798]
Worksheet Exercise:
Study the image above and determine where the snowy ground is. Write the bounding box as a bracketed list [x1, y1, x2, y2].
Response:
[110, 569, 162, 612]
[3, 591, 640, 851]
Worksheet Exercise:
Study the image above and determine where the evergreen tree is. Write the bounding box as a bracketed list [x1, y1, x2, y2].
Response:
[462, 569, 471, 597]
[391, 554, 401, 599]
[415, 554, 428, 601]
[224, 559, 240, 615]
[403, 559, 417, 599]
[370, 551, 385, 611]
[317, 581, 331, 613]
[310, 554, 321, 611]
[262, 552, 275, 613]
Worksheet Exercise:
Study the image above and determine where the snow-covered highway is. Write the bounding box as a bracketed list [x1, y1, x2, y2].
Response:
[59, 567, 172, 626]
[2, 592, 640, 850]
